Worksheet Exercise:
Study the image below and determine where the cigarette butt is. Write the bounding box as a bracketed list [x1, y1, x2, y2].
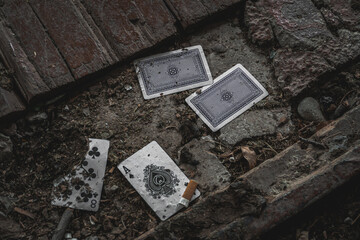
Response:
[179, 180, 198, 208]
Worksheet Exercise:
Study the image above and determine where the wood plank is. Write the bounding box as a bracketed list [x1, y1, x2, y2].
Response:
[82, 0, 177, 59]
[0, 22, 49, 102]
[164, 0, 244, 29]
[1, 1, 74, 90]
[0, 87, 25, 122]
[29, 0, 118, 79]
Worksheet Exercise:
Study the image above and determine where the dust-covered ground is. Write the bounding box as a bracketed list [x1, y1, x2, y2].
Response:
[1, 16, 360, 239]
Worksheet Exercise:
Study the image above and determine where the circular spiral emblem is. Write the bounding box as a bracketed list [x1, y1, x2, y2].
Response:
[221, 91, 233, 102]
[168, 66, 179, 76]
[143, 164, 179, 199]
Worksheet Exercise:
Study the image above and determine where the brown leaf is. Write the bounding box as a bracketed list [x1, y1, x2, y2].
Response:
[278, 116, 288, 126]
[14, 207, 35, 219]
[241, 146, 257, 169]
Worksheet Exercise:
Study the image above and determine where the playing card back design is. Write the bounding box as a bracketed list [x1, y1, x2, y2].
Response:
[118, 141, 201, 221]
[186, 64, 268, 132]
[135, 45, 213, 99]
[51, 139, 110, 212]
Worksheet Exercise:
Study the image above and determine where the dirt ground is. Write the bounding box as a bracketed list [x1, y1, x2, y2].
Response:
[1, 17, 360, 240]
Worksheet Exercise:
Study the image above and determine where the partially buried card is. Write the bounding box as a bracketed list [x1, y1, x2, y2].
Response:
[52, 138, 110, 212]
[186, 64, 268, 132]
[134, 45, 213, 99]
[118, 141, 201, 221]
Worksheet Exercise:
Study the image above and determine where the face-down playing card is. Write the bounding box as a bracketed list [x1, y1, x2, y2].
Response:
[118, 141, 201, 221]
[186, 64, 268, 132]
[134, 45, 213, 99]
[52, 138, 110, 212]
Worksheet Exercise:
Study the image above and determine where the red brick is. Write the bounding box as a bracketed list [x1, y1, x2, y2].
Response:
[0, 87, 25, 123]
[29, 0, 117, 79]
[164, 0, 243, 29]
[82, 0, 177, 59]
[1, 1, 73, 90]
[0, 22, 49, 102]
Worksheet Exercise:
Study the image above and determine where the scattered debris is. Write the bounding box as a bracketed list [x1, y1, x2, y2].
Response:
[13, 206, 35, 219]
[299, 137, 327, 149]
[297, 97, 326, 122]
[241, 146, 257, 169]
[26, 112, 48, 123]
[118, 141, 201, 221]
[178, 180, 198, 208]
[124, 84, 133, 91]
[296, 230, 309, 240]
[0, 133, 12, 162]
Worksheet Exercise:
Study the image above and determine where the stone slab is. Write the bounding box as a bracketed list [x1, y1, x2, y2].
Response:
[219, 107, 294, 146]
[0, 87, 25, 123]
[268, 0, 333, 49]
[82, 0, 177, 59]
[272, 49, 334, 98]
[178, 137, 231, 192]
[29, 0, 117, 79]
[0, 22, 48, 102]
[323, 0, 360, 32]
[1, 1, 74, 91]
[165, 0, 244, 29]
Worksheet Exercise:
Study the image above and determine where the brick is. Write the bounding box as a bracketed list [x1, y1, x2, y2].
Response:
[164, 0, 244, 29]
[0, 22, 49, 102]
[29, 0, 117, 79]
[0, 87, 25, 123]
[1, 1, 73, 91]
[82, 0, 177, 59]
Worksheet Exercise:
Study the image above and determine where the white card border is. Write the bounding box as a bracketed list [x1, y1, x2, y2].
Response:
[186, 64, 268, 132]
[134, 45, 213, 100]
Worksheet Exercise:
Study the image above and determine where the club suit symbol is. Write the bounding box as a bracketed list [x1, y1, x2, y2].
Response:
[88, 147, 100, 159]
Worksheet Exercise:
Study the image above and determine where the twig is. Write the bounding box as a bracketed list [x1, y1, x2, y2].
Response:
[263, 141, 278, 154]
[339, 90, 356, 105]
[52, 208, 73, 240]
[352, 213, 360, 225]
[298, 122, 315, 132]
[299, 137, 327, 149]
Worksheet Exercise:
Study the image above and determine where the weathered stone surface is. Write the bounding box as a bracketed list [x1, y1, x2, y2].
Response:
[138, 105, 360, 240]
[219, 108, 294, 146]
[165, 0, 244, 29]
[268, 0, 333, 49]
[272, 49, 333, 97]
[82, 0, 177, 59]
[29, 0, 117, 79]
[1, 1, 74, 90]
[322, 0, 360, 31]
[0, 22, 48, 102]
[315, 29, 360, 67]
[244, 0, 274, 46]
[178, 137, 231, 192]
[0, 87, 25, 122]
[297, 97, 325, 122]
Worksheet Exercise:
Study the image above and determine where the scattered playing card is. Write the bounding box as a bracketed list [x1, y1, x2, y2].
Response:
[186, 64, 268, 132]
[52, 138, 110, 212]
[118, 141, 201, 221]
[134, 45, 213, 99]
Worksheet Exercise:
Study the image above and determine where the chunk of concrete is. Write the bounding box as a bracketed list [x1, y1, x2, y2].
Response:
[219, 107, 294, 146]
[177, 137, 231, 192]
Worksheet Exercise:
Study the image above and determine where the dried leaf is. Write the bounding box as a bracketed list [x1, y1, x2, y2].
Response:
[14, 207, 35, 219]
[241, 146, 257, 169]
[278, 116, 288, 126]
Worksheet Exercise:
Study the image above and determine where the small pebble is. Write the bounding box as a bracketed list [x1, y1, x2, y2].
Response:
[344, 217, 353, 224]
[297, 97, 325, 122]
[124, 84, 133, 91]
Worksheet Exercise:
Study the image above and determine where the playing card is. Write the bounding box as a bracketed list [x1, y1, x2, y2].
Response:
[134, 45, 213, 99]
[118, 141, 201, 221]
[186, 64, 268, 132]
[51, 138, 110, 212]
